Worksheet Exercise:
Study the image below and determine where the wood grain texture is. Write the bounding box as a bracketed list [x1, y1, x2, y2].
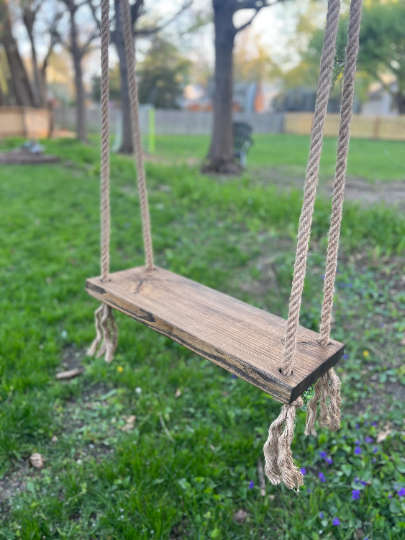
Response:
[86, 266, 344, 404]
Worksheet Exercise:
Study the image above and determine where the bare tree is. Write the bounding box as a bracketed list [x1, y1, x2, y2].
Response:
[58, 0, 99, 142]
[204, 0, 287, 174]
[0, 0, 35, 106]
[21, 0, 62, 108]
[89, 0, 192, 153]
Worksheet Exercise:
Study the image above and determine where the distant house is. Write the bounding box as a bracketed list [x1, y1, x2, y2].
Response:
[361, 81, 398, 116]
[182, 80, 278, 113]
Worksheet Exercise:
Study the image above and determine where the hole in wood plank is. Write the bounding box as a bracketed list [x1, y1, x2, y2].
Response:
[278, 367, 293, 377]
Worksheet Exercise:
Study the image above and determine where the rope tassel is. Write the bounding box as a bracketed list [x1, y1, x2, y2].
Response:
[87, 304, 118, 363]
[305, 368, 341, 436]
[263, 397, 304, 491]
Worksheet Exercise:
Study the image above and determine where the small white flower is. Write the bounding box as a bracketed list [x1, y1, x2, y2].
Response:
[135, 387, 142, 394]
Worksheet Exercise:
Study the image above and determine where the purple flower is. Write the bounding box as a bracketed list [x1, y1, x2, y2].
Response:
[319, 512, 324, 518]
[343, 354, 349, 360]
[352, 489, 361, 500]
[364, 421, 369, 426]
[388, 494, 393, 499]
[231, 374, 237, 379]
[355, 477, 359, 483]
[354, 446, 362, 455]
[318, 472, 326, 483]
[319, 451, 327, 459]
[300, 467, 306, 475]
[249, 481, 254, 489]
[307, 488, 311, 493]
[355, 440, 360, 445]
[373, 447, 378, 454]
[326, 457, 333, 465]
[361, 481, 368, 486]
[372, 422, 377, 427]
[332, 517, 340, 526]
[380, 323, 384, 328]
[365, 436, 373, 444]
[355, 423, 360, 429]
[372, 459, 376, 463]
[398, 487, 405, 497]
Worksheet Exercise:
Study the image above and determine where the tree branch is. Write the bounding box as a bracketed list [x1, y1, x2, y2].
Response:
[87, 0, 101, 32]
[233, 0, 288, 33]
[233, 0, 286, 13]
[234, 7, 261, 34]
[79, 30, 99, 55]
[42, 12, 64, 69]
[134, 0, 192, 37]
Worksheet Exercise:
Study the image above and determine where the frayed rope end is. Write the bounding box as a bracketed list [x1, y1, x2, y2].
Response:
[305, 368, 341, 436]
[87, 303, 118, 363]
[263, 397, 304, 491]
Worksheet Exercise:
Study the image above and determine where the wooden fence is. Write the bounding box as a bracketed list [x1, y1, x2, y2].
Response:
[285, 113, 405, 141]
[0, 107, 50, 138]
[51, 106, 405, 141]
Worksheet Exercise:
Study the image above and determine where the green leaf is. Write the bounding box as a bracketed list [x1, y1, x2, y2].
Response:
[389, 499, 402, 514]
[210, 528, 221, 539]
[341, 464, 352, 477]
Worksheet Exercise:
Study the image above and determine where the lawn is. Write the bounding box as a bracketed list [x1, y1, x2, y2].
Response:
[154, 134, 405, 182]
[0, 135, 404, 539]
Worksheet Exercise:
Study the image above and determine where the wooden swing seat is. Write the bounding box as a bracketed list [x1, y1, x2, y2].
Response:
[86, 266, 344, 404]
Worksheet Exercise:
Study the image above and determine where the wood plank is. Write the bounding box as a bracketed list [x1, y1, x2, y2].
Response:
[86, 266, 344, 404]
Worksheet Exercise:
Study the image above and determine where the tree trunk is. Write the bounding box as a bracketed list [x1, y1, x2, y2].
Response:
[396, 91, 405, 114]
[23, 9, 45, 108]
[114, 0, 134, 154]
[27, 28, 46, 107]
[0, 4, 35, 107]
[69, 6, 87, 142]
[202, 1, 240, 174]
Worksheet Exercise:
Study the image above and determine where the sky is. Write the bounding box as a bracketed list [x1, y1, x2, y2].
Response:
[12, 0, 331, 87]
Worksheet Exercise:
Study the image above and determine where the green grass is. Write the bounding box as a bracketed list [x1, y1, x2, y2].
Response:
[154, 134, 405, 182]
[0, 137, 404, 539]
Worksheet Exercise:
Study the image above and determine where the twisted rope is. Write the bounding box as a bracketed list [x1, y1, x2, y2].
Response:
[265, 0, 363, 490]
[304, 0, 362, 437]
[319, 0, 363, 345]
[100, 0, 110, 283]
[88, 0, 118, 363]
[305, 367, 341, 435]
[263, 397, 304, 491]
[281, 0, 341, 376]
[119, 0, 154, 271]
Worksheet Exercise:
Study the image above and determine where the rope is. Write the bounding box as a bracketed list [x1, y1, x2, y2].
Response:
[281, 0, 341, 376]
[304, 0, 362, 439]
[88, 0, 118, 363]
[263, 397, 304, 491]
[319, 0, 363, 345]
[119, 0, 154, 271]
[265, 0, 363, 490]
[305, 367, 341, 435]
[100, 0, 110, 283]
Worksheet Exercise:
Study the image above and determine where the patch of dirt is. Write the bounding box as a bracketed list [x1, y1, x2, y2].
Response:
[59, 344, 85, 374]
[328, 178, 405, 207]
[0, 462, 30, 505]
[252, 167, 405, 207]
